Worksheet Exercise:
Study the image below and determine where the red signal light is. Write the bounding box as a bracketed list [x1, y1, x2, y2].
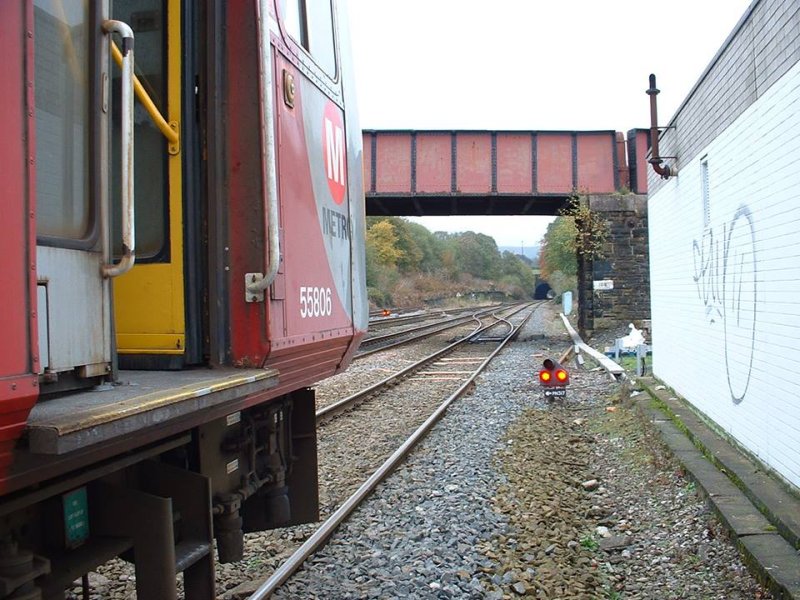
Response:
[538, 358, 570, 388]
[539, 357, 569, 397]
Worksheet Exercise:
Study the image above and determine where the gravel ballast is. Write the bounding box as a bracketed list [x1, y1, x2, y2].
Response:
[67, 304, 772, 598]
[271, 304, 771, 599]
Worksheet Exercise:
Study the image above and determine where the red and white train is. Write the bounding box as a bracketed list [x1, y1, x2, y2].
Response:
[0, 1, 366, 597]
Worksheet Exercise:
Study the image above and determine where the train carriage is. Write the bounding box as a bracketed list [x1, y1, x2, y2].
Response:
[0, 1, 366, 598]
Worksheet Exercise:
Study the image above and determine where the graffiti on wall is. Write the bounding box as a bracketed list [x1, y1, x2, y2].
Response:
[692, 205, 757, 404]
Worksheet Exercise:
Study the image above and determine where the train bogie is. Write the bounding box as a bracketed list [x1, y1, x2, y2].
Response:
[0, 1, 365, 597]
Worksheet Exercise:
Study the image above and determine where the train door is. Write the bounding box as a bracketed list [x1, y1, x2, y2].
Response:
[272, 1, 355, 347]
[34, 1, 113, 389]
[35, 0, 197, 391]
[110, 0, 199, 370]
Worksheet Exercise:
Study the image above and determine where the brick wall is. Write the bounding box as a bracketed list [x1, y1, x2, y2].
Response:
[650, 0, 800, 197]
[647, 0, 800, 489]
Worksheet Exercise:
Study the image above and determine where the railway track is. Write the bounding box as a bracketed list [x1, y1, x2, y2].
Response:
[76, 303, 539, 597]
[366, 304, 498, 331]
[319, 304, 530, 421]
[246, 302, 541, 598]
[357, 304, 517, 358]
[68, 305, 764, 600]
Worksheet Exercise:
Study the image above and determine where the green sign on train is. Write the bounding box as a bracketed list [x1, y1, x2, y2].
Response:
[63, 487, 89, 548]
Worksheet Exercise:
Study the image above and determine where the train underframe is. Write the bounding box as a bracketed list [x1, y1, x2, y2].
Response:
[0, 388, 318, 600]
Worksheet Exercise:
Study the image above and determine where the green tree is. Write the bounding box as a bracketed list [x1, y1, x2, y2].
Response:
[539, 195, 608, 291]
[364, 220, 540, 307]
[539, 217, 577, 281]
[384, 217, 423, 272]
[404, 221, 442, 272]
[452, 232, 501, 279]
[561, 195, 608, 262]
[365, 219, 402, 305]
[498, 251, 537, 298]
[366, 220, 403, 266]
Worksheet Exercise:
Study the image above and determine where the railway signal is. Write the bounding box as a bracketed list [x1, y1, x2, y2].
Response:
[539, 358, 569, 398]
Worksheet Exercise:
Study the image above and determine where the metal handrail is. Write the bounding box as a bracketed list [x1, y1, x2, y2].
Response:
[110, 40, 179, 148]
[245, 0, 282, 301]
[101, 21, 135, 278]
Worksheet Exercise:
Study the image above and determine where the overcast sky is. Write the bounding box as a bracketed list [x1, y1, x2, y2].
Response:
[346, 0, 753, 249]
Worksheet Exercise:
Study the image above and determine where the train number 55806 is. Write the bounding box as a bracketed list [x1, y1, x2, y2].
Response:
[300, 286, 332, 318]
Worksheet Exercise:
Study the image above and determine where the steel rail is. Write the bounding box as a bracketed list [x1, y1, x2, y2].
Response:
[368, 302, 499, 320]
[471, 310, 515, 342]
[356, 305, 519, 359]
[360, 311, 485, 347]
[367, 311, 464, 330]
[317, 304, 532, 423]
[249, 304, 539, 599]
[367, 304, 500, 330]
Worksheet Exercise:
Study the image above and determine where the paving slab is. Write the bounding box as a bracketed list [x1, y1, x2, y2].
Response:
[639, 378, 800, 550]
[739, 535, 800, 598]
[632, 377, 800, 599]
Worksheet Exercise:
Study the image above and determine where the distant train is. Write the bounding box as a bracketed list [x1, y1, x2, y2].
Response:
[0, 1, 365, 598]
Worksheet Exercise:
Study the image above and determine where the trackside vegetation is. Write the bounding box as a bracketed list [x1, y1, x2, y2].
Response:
[365, 217, 538, 307]
[539, 195, 608, 299]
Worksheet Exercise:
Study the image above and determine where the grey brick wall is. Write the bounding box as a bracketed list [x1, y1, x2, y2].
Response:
[649, 0, 800, 196]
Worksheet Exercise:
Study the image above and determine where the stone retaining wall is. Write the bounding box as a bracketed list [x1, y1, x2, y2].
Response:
[578, 194, 650, 335]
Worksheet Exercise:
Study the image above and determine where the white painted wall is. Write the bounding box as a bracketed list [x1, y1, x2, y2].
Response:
[648, 58, 800, 488]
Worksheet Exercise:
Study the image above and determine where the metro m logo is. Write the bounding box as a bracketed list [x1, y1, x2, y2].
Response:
[322, 102, 347, 205]
[325, 119, 345, 185]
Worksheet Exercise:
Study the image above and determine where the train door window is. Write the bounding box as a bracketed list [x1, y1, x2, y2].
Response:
[34, 0, 93, 242]
[111, 1, 169, 260]
[281, 0, 337, 77]
[282, 0, 307, 46]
